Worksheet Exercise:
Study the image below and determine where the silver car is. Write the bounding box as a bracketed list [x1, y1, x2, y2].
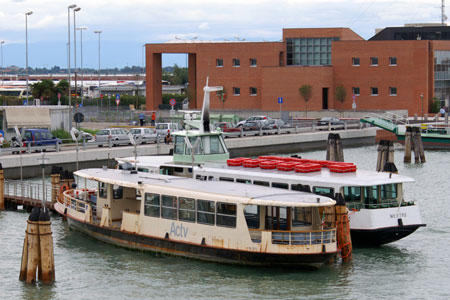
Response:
[130, 128, 157, 144]
[155, 123, 179, 136]
[95, 128, 130, 146]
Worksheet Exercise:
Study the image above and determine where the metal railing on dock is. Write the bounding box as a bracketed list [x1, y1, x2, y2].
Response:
[4, 180, 56, 204]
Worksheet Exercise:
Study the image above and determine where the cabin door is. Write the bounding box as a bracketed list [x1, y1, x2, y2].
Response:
[265, 207, 291, 231]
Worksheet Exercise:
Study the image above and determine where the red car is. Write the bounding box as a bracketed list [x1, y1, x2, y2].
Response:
[214, 122, 241, 133]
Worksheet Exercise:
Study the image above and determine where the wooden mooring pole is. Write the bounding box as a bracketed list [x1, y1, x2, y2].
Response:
[19, 207, 55, 284]
[326, 133, 344, 162]
[0, 167, 4, 211]
[376, 140, 395, 171]
[335, 195, 352, 263]
[404, 127, 425, 164]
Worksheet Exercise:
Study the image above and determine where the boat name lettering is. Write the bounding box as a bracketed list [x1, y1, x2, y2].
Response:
[390, 213, 407, 218]
[170, 222, 189, 238]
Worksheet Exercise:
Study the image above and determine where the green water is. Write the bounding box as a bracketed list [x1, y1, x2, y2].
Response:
[1, 146, 449, 299]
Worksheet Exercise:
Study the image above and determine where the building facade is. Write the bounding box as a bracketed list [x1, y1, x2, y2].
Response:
[146, 26, 450, 116]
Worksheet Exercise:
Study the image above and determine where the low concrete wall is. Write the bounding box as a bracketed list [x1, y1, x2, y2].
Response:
[1, 128, 377, 179]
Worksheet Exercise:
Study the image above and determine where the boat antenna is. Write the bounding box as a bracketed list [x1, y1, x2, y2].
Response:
[201, 76, 223, 133]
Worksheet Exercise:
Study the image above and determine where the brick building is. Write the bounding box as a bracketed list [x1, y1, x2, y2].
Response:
[145, 26, 450, 116]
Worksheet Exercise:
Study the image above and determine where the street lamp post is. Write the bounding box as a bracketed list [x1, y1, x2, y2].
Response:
[77, 27, 87, 105]
[25, 11, 33, 101]
[73, 7, 81, 112]
[420, 93, 424, 120]
[94, 30, 102, 111]
[68, 4, 77, 128]
[1, 41, 4, 86]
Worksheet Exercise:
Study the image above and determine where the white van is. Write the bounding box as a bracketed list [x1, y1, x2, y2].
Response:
[155, 123, 179, 136]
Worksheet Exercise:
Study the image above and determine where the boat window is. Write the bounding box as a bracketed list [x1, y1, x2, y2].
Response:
[291, 184, 311, 193]
[292, 207, 312, 226]
[186, 136, 203, 155]
[272, 182, 289, 189]
[219, 177, 234, 182]
[364, 186, 378, 205]
[144, 193, 160, 217]
[195, 175, 207, 181]
[137, 168, 149, 173]
[343, 186, 362, 202]
[179, 197, 195, 222]
[197, 200, 215, 225]
[204, 135, 225, 154]
[312, 186, 334, 198]
[254, 180, 270, 186]
[161, 195, 178, 220]
[380, 184, 397, 200]
[236, 178, 251, 184]
[98, 182, 107, 198]
[216, 203, 237, 228]
[174, 136, 185, 155]
[174, 167, 185, 173]
[113, 184, 123, 199]
[244, 205, 260, 229]
[265, 206, 288, 230]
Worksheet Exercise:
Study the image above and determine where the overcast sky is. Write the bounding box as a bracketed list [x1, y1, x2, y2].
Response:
[0, 0, 445, 69]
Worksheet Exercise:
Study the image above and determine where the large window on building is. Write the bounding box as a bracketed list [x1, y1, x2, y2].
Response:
[371, 87, 379, 96]
[352, 57, 360, 66]
[352, 87, 360, 96]
[389, 57, 397, 66]
[389, 87, 397, 96]
[286, 37, 338, 66]
[216, 59, 223, 67]
[370, 57, 378, 66]
[233, 58, 240, 67]
[434, 51, 450, 107]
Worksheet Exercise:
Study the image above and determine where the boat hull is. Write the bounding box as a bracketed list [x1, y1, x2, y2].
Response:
[350, 224, 424, 246]
[59, 209, 337, 269]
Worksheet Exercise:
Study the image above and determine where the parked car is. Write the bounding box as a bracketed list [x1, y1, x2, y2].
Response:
[130, 127, 157, 144]
[214, 122, 241, 133]
[155, 123, 179, 136]
[262, 119, 291, 130]
[21, 129, 62, 147]
[236, 116, 271, 127]
[242, 121, 265, 131]
[317, 117, 345, 127]
[79, 131, 93, 141]
[95, 128, 130, 146]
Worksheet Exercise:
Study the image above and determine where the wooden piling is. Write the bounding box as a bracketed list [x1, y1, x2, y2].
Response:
[411, 127, 420, 164]
[387, 141, 395, 163]
[19, 207, 55, 284]
[25, 220, 40, 283]
[326, 133, 335, 161]
[0, 169, 4, 211]
[50, 174, 60, 205]
[404, 127, 412, 163]
[335, 134, 344, 162]
[335, 201, 352, 263]
[417, 129, 426, 163]
[38, 209, 55, 284]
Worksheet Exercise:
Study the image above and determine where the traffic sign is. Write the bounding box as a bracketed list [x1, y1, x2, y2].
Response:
[23, 99, 28, 106]
[169, 98, 176, 106]
[116, 94, 120, 106]
[57, 93, 61, 100]
[278, 97, 283, 104]
[100, 94, 104, 99]
[74, 112, 84, 123]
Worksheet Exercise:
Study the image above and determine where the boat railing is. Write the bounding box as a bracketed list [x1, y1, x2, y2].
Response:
[4, 179, 56, 204]
[346, 200, 415, 210]
[63, 190, 97, 215]
[250, 228, 336, 245]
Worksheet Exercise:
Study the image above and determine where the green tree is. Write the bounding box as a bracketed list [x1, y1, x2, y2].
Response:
[299, 84, 312, 117]
[335, 85, 347, 115]
[31, 79, 55, 100]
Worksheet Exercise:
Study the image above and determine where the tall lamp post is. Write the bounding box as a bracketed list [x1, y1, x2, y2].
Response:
[1, 41, 4, 86]
[25, 11, 33, 101]
[420, 93, 424, 120]
[77, 26, 87, 105]
[73, 7, 81, 111]
[94, 30, 102, 111]
[68, 4, 77, 128]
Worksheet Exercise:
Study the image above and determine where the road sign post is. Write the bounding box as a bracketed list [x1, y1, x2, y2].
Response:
[278, 97, 283, 119]
[169, 98, 176, 110]
[57, 92, 61, 106]
[100, 93, 104, 112]
[116, 94, 120, 124]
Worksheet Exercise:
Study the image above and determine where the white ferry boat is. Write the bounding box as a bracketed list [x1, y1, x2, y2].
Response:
[117, 78, 425, 246]
[54, 168, 339, 269]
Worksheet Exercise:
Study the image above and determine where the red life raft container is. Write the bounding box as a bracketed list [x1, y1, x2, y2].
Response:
[243, 159, 260, 168]
[277, 162, 295, 171]
[226, 157, 249, 167]
[294, 163, 322, 173]
[328, 162, 357, 173]
[259, 160, 278, 169]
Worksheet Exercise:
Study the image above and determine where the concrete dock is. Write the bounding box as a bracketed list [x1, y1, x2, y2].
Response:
[0, 127, 377, 178]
